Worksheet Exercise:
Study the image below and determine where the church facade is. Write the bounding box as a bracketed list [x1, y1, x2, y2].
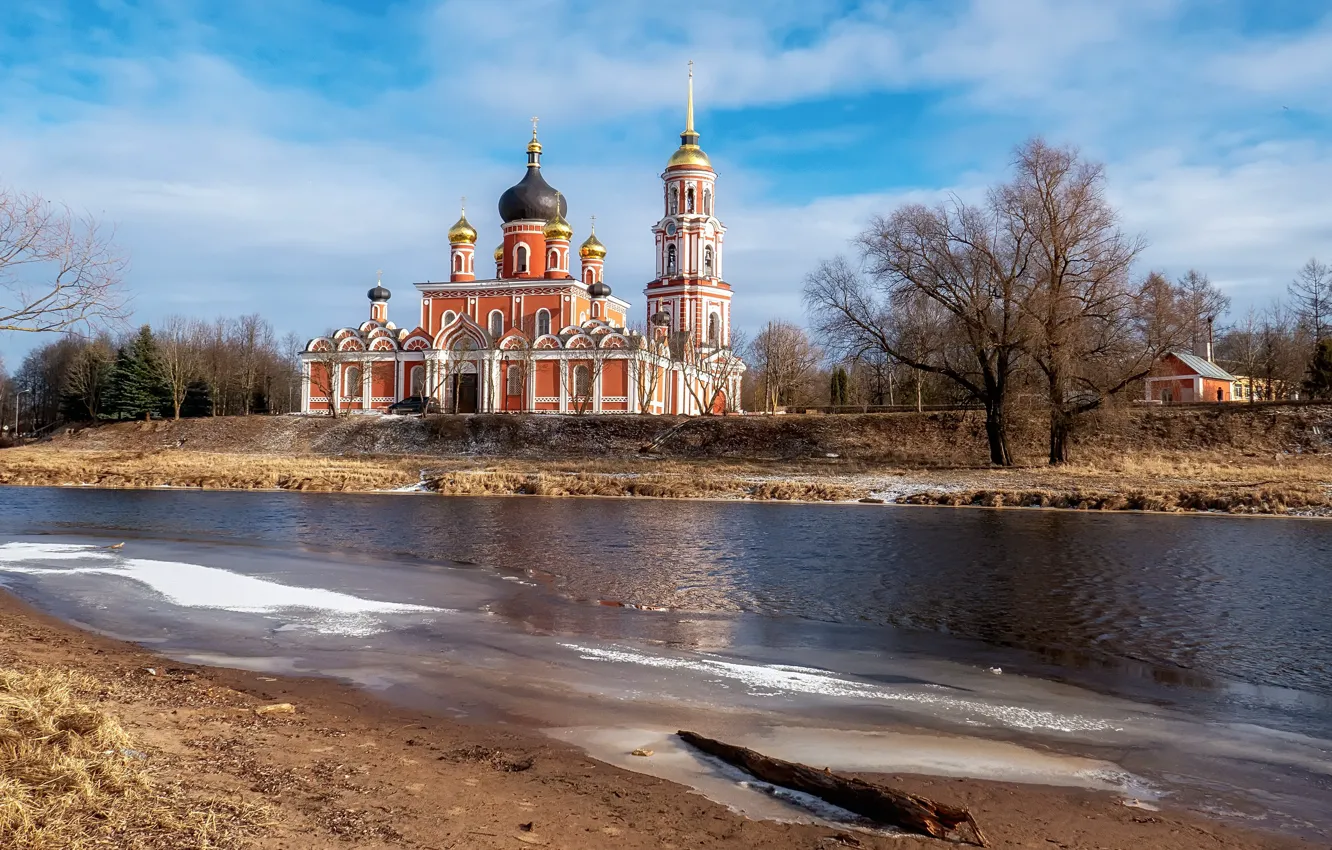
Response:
[300, 70, 744, 416]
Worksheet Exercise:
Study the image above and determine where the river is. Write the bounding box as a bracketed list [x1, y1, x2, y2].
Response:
[0, 487, 1329, 835]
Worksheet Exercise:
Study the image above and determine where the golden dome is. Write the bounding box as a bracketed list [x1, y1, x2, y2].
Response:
[543, 211, 573, 241]
[493, 244, 504, 261]
[579, 228, 606, 260]
[448, 212, 477, 244]
[667, 144, 712, 170]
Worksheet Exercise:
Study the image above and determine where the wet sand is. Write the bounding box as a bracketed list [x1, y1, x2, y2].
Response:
[1, 590, 1320, 850]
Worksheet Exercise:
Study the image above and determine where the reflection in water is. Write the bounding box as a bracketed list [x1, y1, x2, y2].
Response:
[1, 487, 1329, 731]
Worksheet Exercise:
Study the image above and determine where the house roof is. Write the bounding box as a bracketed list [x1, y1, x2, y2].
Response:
[1169, 350, 1236, 381]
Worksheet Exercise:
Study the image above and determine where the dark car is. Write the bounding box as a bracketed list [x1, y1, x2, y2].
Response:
[387, 396, 441, 415]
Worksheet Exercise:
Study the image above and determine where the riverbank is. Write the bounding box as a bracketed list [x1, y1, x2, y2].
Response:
[0, 588, 1319, 850]
[1, 444, 1330, 515]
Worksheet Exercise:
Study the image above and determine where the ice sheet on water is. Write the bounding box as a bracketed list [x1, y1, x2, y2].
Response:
[0, 541, 448, 636]
[561, 643, 1121, 733]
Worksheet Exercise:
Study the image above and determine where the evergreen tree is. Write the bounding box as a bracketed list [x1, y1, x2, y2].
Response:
[1304, 339, 1332, 400]
[180, 378, 213, 418]
[830, 367, 850, 406]
[103, 326, 170, 420]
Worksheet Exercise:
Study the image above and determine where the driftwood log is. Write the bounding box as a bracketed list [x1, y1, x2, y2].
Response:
[677, 731, 987, 846]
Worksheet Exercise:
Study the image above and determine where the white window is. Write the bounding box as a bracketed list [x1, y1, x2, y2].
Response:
[453, 253, 463, 272]
[507, 364, 522, 395]
[703, 187, 712, 215]
[669, 185, 679, 215]
[704, 245, 714, 276]
[536, 308, 551, 337]
[409, 365, 424, 397]
[488, 310, 504, 338]
[442, 310, 457, 326]
[515, 244, 529, 274]
[343, 365, 361, 397]
[548, 249, 558, 269]
[686, 186, 695, 213]
[666, 244, 676, 275]
[573, 364, 591, 398]
[707, 312, 720, 346]
[584, 268, 593, 284]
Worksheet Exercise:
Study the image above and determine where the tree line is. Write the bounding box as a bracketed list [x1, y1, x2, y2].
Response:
[4, 315, 303, 435]
[757, 137, 1332, 465]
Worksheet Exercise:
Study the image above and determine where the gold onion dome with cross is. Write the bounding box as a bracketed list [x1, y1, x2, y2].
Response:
[543, 192, 574, 241]
[579, 219, 606, 260]
[667, 61, 712, 170]
[447, 203, 477, 244]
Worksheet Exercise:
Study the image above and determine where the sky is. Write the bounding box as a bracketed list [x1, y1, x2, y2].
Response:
[2, 0, 1331, 366]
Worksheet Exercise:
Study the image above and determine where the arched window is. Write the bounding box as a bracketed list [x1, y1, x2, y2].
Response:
[666, 244, 676, 275]
[584, 268, 593, 284]
[409, 365, 425, 397]
[343, 365, 361, 398]
[669, 185, 679, 215]
[703, 187, 712, 215]
[515, 244, 529, 274]
[488, 310, 504, 339]
[507, 364, 522, 396]
[573, 364, 591, 398]
[707, 312, 720, 347]
[536, 308, 551, 337]
[686, 186, 695, 213]
[453, 253, 463, 272]
[442, 310, 457, 327]
[548, 249, 558, 269]
[703, 245, 714, 275]
[592, 302, 600, 318]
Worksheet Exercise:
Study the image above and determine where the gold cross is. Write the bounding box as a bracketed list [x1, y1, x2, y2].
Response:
[688, 59, 693, 78]
[460, 195, 466, 213]
[590, 214, 596, 230]
[531, 116, 539, 137]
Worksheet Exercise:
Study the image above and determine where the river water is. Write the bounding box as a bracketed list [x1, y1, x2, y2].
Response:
[0, 488, 1329, 836]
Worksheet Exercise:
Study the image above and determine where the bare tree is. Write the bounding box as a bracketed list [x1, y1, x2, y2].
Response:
[62, 337, 114, 420]
[1289, 257, 1331, 345]
[997, 139, 1174, 464]
[806, 188, 1031, 465]
[304, 336, 348, 419]
[626, 321, 666, 413]
[748, 320, 821, 411]
[1, 184, 128, 335]
[559, 333, 614, 415]
[672, 328, 747, 414]
[157, 315, 207, 420]
[1175, 269, 1230, 357]
[232, 313, 274, 415]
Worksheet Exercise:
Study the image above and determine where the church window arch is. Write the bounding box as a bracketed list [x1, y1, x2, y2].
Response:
[515, 244, 529, 274]
[548, 248, 558, 269]
[536, 308, 551, 337]
[409, 365, 425, 397]
[343, 365, 361, 398]
[707, 312, 720, 347]
[703, 245, 714, 276]
[666, 244, 676, 275]
[453, 253, 463, 273]
[488, 310, 504, 339]
[686, 185, 695, 213]
[584, 267, 594, 284]
[669, 185, 679, 215]
[507, 364, 523, 396]
[442, 309, 457, 327]
[703, 187, 712, 215]
[573, 364, 591, 398]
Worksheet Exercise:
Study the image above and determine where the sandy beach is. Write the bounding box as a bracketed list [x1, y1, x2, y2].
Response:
[1, 587, 1321, 849]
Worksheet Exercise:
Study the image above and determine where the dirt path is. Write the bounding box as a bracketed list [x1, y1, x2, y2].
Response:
[0, 590, 1319, 849]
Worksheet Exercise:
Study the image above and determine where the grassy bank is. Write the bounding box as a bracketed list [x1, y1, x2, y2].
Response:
[0, 445, 1329, 515]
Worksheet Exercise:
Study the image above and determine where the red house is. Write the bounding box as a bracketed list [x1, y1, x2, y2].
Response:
[1144, 351, 1235, 403]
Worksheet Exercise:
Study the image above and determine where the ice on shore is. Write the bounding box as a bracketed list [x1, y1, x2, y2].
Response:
[0, 541, 445, 635]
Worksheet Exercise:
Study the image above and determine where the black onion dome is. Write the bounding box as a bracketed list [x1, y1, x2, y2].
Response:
[588, 280, 612, 298]
[651, 310, 671, 326]
[368, 285, 391, 302]
[498, 166, 567, 223]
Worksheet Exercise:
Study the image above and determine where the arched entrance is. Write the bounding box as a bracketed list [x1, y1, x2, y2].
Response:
[451, 362, 479, 414]
[710, 389, 727, 415]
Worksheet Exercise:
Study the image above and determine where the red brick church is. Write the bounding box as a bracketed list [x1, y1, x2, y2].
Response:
[301, 68, 744, 416]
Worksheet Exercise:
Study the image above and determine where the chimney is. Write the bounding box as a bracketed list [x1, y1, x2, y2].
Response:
[1206, 315, 1214, 363]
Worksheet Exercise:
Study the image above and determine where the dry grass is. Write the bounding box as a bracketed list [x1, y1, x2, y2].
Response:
[0, 665, 266, 850]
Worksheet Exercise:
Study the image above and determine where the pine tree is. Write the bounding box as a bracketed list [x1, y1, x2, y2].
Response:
[180, 378, 213, 418]
[1304, 339, 1332, 400]
[830, 367, 850, 406]
[103, 326, 170, 420]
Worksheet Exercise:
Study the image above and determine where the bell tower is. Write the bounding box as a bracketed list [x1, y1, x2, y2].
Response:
[645, 62, 731, 350]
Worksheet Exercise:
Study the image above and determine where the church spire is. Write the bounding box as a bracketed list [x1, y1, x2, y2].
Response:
[681, 60, 699, 147]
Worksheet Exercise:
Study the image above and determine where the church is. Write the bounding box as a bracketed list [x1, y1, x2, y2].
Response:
[300, 69, 744, 416]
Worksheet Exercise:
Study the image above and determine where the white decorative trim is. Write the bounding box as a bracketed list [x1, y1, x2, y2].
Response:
[534, 396, 559, 403]
[601, 396, 628, 403]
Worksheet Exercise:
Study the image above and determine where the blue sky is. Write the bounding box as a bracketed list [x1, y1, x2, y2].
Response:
[2, 0, 1332, 366]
